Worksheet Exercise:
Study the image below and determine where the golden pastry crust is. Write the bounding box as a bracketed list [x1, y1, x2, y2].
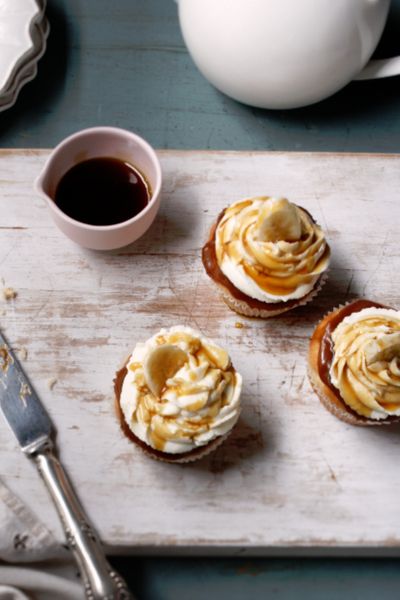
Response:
[308, 299, 400, 426]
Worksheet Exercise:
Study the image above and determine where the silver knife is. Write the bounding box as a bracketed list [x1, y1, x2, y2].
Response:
[0, 330, 134, 600]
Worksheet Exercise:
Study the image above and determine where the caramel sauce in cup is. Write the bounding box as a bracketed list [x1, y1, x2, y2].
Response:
[35, 127, 162, 250]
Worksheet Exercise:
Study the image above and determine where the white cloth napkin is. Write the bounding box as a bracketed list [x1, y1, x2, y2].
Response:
[0, 477, 84, 600]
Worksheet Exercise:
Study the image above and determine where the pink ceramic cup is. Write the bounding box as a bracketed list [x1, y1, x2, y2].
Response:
[35, 127, 162, 250]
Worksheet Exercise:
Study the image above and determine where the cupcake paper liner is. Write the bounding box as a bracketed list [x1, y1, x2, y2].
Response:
[218, 270, 329, 318]
[133, 422, 239, 464]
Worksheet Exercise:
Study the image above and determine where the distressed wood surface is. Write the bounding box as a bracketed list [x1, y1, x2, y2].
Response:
[0, 149, 399, 555]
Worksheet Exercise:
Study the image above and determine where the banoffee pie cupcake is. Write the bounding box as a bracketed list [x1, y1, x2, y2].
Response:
[202, 196, 330, 317]
[308, 299, 400, 425]
[114, 326, 242, 462]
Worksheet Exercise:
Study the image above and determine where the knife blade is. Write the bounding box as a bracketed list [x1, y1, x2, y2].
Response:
[0, 329, 133, 599]
[0, 330, 52, 454]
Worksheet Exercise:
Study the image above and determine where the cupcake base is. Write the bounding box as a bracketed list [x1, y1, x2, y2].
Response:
[219, 272, 327, 318]
[114, 363, 235, 463]
[202, 209, 327, 318]
[308, 299, 400, 426]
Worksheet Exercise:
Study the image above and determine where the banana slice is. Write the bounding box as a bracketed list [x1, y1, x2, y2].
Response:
[257, 197, 302, 242]
[364, 332, 400, 366]
[202, 343, 230, 370]
[144, 344, 188, 398]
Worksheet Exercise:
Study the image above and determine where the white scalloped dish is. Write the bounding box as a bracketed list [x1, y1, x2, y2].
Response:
[0, 0, 48, 111]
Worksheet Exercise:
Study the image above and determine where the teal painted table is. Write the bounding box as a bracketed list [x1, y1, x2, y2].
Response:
[1, 0, 400, 598]
[0, 0, 400, 152]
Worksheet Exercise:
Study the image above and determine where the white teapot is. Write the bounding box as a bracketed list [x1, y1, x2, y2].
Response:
[176, 0, 400, 109]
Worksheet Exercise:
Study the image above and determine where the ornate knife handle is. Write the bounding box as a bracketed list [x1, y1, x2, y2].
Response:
[34, 443, 134, 600]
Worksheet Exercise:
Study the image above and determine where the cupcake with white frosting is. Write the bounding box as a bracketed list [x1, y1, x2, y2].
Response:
[308, 299, 400, 425]
[202, 196, 330, 317]
[114, 326, 242, 462]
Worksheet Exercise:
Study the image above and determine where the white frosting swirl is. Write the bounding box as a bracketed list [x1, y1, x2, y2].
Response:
[120, 326, 242, 453]
[330, 308, 400, 420]
[215, 197, 330, 303]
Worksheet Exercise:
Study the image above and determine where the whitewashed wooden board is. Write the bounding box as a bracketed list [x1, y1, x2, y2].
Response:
[0, 149, 399, 556]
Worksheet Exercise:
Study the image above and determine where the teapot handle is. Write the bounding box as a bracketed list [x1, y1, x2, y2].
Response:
[355, 56, 400, 80]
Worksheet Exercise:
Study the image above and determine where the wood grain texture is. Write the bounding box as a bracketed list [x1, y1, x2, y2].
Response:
[0, 150, 400, 555]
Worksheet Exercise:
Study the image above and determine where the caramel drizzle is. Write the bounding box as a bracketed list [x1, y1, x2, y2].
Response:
[129, 334, 237, 451]
[202, 211, 317, 311]
[215, 202, 330, 297]
[316, 300, 400, 421]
